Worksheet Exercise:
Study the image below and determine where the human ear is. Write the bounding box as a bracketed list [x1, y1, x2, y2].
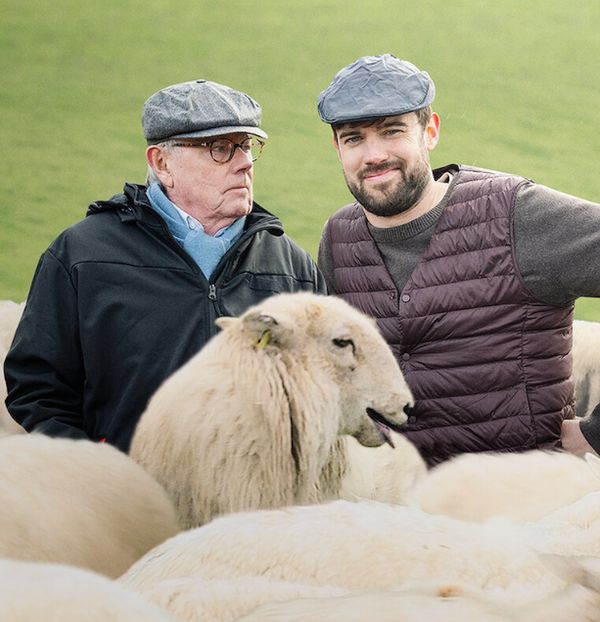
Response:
[424, 112, 440, 151]
[146, 145, 174, 188]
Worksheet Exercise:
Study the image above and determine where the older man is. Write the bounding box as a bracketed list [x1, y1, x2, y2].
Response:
[5, 79, 325, 451]
[317, 54, 600, 465]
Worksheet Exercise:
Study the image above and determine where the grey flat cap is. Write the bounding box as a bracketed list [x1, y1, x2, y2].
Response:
[317, 55, 435, 125]
[143, 80, 268, 144]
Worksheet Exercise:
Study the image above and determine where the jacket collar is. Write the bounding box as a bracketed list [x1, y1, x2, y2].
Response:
[87, 183, 285, 236]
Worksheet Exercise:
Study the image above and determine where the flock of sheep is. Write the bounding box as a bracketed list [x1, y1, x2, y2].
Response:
[2, 293, 600, 620]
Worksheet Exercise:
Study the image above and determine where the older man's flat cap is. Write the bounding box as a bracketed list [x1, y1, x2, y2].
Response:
[317, 55, 435, 125]
[142, 80, 268, 144]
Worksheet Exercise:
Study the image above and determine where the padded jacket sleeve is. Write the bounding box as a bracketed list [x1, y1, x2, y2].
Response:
[3, 250, 89, 441]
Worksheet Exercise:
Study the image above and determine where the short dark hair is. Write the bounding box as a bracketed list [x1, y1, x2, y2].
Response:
[332, 106, 433, 142]
[414, 105, 433, 128]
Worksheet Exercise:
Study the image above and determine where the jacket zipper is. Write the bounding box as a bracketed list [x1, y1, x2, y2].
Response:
[204, 223, 274, 306]
[133, 201, 282, 306]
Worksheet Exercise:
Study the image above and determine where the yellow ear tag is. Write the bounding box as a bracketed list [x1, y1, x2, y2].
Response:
[255, 330, 271, 350]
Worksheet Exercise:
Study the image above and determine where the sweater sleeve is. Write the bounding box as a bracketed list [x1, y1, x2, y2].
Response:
[3, 250, 89, 441]
[513, 183, 600, 306]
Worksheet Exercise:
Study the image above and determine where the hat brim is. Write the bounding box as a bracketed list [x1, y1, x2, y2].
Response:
[160, 125, 268, 143]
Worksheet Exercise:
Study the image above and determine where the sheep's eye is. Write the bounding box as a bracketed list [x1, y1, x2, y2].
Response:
[332, 338, 355, 353]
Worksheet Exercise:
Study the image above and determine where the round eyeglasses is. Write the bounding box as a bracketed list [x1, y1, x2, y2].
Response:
[172, 137, 265, 164]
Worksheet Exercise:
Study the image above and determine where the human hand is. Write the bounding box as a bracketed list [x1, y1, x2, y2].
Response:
[561, 418, 598, 457]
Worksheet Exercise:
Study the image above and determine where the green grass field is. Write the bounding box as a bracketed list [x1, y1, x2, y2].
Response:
[2, 0, 600, 318]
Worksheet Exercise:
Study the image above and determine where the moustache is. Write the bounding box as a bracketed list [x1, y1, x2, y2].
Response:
[359, 160, 406, 181]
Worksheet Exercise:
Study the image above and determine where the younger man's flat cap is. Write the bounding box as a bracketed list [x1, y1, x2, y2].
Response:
[317, 54, 435, 125]
[142, 79, 268, 144]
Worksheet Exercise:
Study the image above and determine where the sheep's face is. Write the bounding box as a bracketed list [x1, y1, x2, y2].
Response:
[223, 293, 414, 449]
[325, 315, 413, 448]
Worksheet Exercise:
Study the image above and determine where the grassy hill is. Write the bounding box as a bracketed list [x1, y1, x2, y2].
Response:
[2, 0, 600, 318]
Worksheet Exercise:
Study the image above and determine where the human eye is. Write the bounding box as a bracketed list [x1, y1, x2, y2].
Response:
[382, 127, 404, 137]
[240, 138, 253, 153]
[211, 140, 230, 155]
[342, 134, 363, 146]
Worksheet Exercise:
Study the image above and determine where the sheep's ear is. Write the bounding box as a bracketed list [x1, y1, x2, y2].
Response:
[215, 316, 237, 330]
[584, 452, 600, 480]
[242, 313, 281, 350]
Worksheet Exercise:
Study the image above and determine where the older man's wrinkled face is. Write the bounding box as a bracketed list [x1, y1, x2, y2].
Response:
[159, 132, 255, 235]
[334, 113, 435, 218]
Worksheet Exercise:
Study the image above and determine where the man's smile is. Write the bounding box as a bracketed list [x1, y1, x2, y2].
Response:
[362, 168, 399, 183]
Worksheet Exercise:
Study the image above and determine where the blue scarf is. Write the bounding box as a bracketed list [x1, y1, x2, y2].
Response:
[146, 183, 246, 279]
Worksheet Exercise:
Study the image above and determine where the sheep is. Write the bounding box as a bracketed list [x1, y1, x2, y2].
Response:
[406, 449, 600, 523]
[0, 434, 180, 578]
[119, 499, 567, 605]
[0, 299, 25, 437]
[122, 489, 600, 617]
[237, 558, 600, 622]
[138, 576, 346, 622]
[0, 558, 177, 621]
[237, 588, 516, 622]
[129, 292, 422, 529]
[122, 557, 600, 622]
[572, 319, 600, 417]
[0, 299, 24, 352]
[337, 430, 426, 504]
[132, 576, 546, 622]
[137, 571, 600, 622]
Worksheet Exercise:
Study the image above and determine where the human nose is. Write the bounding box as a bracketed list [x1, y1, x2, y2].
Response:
[230, 145, 254, 171]
[362, 137, 389, 165]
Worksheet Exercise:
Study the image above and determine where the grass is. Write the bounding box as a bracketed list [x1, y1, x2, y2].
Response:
[2, 0, 600, 318]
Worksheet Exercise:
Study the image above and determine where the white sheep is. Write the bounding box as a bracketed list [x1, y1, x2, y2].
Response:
[139, 575, 346, 622]
[0, 558, 176, 621]
[137, 570, 600, 622]
[119, 499, 566, 606]
[132, 576, 551, 622]
[121, 490, 600, 618]
[0, 434, 180, 577]
[0, 299, 24, 352]
[130, 292, 423, 529]
[406, 449, 600, 522]
[0, 299, 25, 437]
[237, 558, 600, 622]
[120, 557, 600, 622]
[572, 319, 600, 417]
[237, 588, 516, 622]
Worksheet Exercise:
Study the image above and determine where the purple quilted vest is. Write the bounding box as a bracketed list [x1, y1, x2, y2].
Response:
[327, 166, 575, 465]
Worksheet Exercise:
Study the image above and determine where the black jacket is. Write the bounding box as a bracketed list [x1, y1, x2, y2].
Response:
[4, 183, 326, 452]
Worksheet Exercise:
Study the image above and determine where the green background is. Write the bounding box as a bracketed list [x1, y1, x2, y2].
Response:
[2, 0, 600, 318]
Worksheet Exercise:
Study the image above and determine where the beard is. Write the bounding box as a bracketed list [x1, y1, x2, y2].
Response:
[344, 153, 431, 218]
